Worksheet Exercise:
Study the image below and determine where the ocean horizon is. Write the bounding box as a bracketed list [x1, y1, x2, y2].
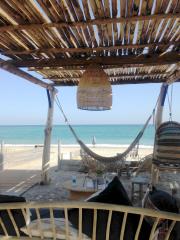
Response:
[0, 124, 155, 146]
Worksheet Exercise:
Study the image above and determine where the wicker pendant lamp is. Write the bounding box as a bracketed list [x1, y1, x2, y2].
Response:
[77, 65, 112, 110]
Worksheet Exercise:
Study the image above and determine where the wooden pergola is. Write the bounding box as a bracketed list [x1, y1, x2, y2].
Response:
[0, 0, 179, 184]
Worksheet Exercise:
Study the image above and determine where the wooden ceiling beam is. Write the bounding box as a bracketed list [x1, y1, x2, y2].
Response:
[167, 70, 180, 84]
[44, 72, 168, 80]
[0, 13, 179, 33]
[2, 42, 178, 55]
[29, 65, 170, 71]
[9, 53, 180, 68]
[0, 58, 54, 90]
[53, 78, 180, 86]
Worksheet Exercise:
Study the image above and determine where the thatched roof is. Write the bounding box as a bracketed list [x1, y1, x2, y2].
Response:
[0, 0, 179, 87]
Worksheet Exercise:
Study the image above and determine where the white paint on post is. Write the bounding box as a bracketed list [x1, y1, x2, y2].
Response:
[155, 83, 168, 129]
[0, 140, 4, 170]
[58, 139, 62, 169]
[1, 140, 4, 153]
[41, 89, 56, 184]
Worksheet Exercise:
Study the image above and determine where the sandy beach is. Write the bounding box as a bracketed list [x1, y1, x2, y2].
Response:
[0, 144, 179, 208]
[1, 144, 153, 170]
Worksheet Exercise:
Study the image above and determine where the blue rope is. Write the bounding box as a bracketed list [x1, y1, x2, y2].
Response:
[46, 89, 52, 108]
[161, 84, 168, 106]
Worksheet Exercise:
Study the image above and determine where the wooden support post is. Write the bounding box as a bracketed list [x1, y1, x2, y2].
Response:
[152, 83, 168, 185]
[41, 89, 56, 185]
[0, 58, 54, 91]
[0, 140, 4, 170]
[58, 139, 62, 170]
[155, 83, 168, 129]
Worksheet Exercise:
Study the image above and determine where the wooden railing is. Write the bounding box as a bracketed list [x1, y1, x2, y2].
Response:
[0, 201, 179, 239]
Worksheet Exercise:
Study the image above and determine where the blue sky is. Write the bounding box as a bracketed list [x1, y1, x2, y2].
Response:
[0, 69, 179, 125]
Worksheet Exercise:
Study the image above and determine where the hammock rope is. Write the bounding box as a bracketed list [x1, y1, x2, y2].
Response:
[167, 84, 173, 121]
[55, 95, 156, 164]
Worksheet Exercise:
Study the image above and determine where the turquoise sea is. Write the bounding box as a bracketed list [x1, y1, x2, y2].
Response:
[0, 125, 155, 146]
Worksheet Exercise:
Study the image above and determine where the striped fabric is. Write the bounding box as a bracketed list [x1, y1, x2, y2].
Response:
[153, 121, 180, 166]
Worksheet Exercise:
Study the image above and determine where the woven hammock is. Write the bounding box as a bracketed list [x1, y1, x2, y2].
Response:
[67, 114, 152, 164]
[55, 95, 153, 164]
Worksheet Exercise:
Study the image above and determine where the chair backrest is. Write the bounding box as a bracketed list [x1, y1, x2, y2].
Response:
[153, 121, 180, 166]
[0, 201, 179, 239]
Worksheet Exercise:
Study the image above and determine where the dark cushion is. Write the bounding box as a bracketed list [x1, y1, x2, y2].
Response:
[148, 187, 179, 213]
[0, 194, 27, 236]
[147, 187, 180, 240]
[88, 176, 132, 206]
[68, 176, 150, 240]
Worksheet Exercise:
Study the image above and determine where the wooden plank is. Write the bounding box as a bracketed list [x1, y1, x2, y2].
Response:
[167, 69, 180, 84]
[2, 41, 177, 55]
[92, 209, 97, 240]
[78, 208, 82, 240]
[0, 13, 178, 32]
[134, 215, 144, 240]
[53, 77, 175, 86]
[8, 53, 179, 68]
[64, 208, 70, 240]
[28, 64, 172, 71]
[0, 217, 8, 236]
[7, 209, 20, 237]
[164, 221, 176, 240]
[0, 58, 54, 90]
[120, 212, 127, 240]
[105, 210, 112, 240]
[149, 218, 159, 240]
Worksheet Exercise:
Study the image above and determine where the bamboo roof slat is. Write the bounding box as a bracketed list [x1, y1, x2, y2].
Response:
[82, 0, 97, 48]
[172, 0, 180, 13]
[0, 0, 179, 86]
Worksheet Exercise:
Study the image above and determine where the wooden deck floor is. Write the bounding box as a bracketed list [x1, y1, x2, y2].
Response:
[0, 169, 41, 196]
[0, 147, 42, 196]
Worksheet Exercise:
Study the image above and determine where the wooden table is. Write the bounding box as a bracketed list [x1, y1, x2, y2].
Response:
[131, 176, 149, 202]
[64, 178, 97, 200]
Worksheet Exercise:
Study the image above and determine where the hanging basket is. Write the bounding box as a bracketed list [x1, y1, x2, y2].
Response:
[77, 65, 112, 110]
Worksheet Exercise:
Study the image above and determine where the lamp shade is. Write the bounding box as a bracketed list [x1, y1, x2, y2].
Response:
[77, 65, 112, 110]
